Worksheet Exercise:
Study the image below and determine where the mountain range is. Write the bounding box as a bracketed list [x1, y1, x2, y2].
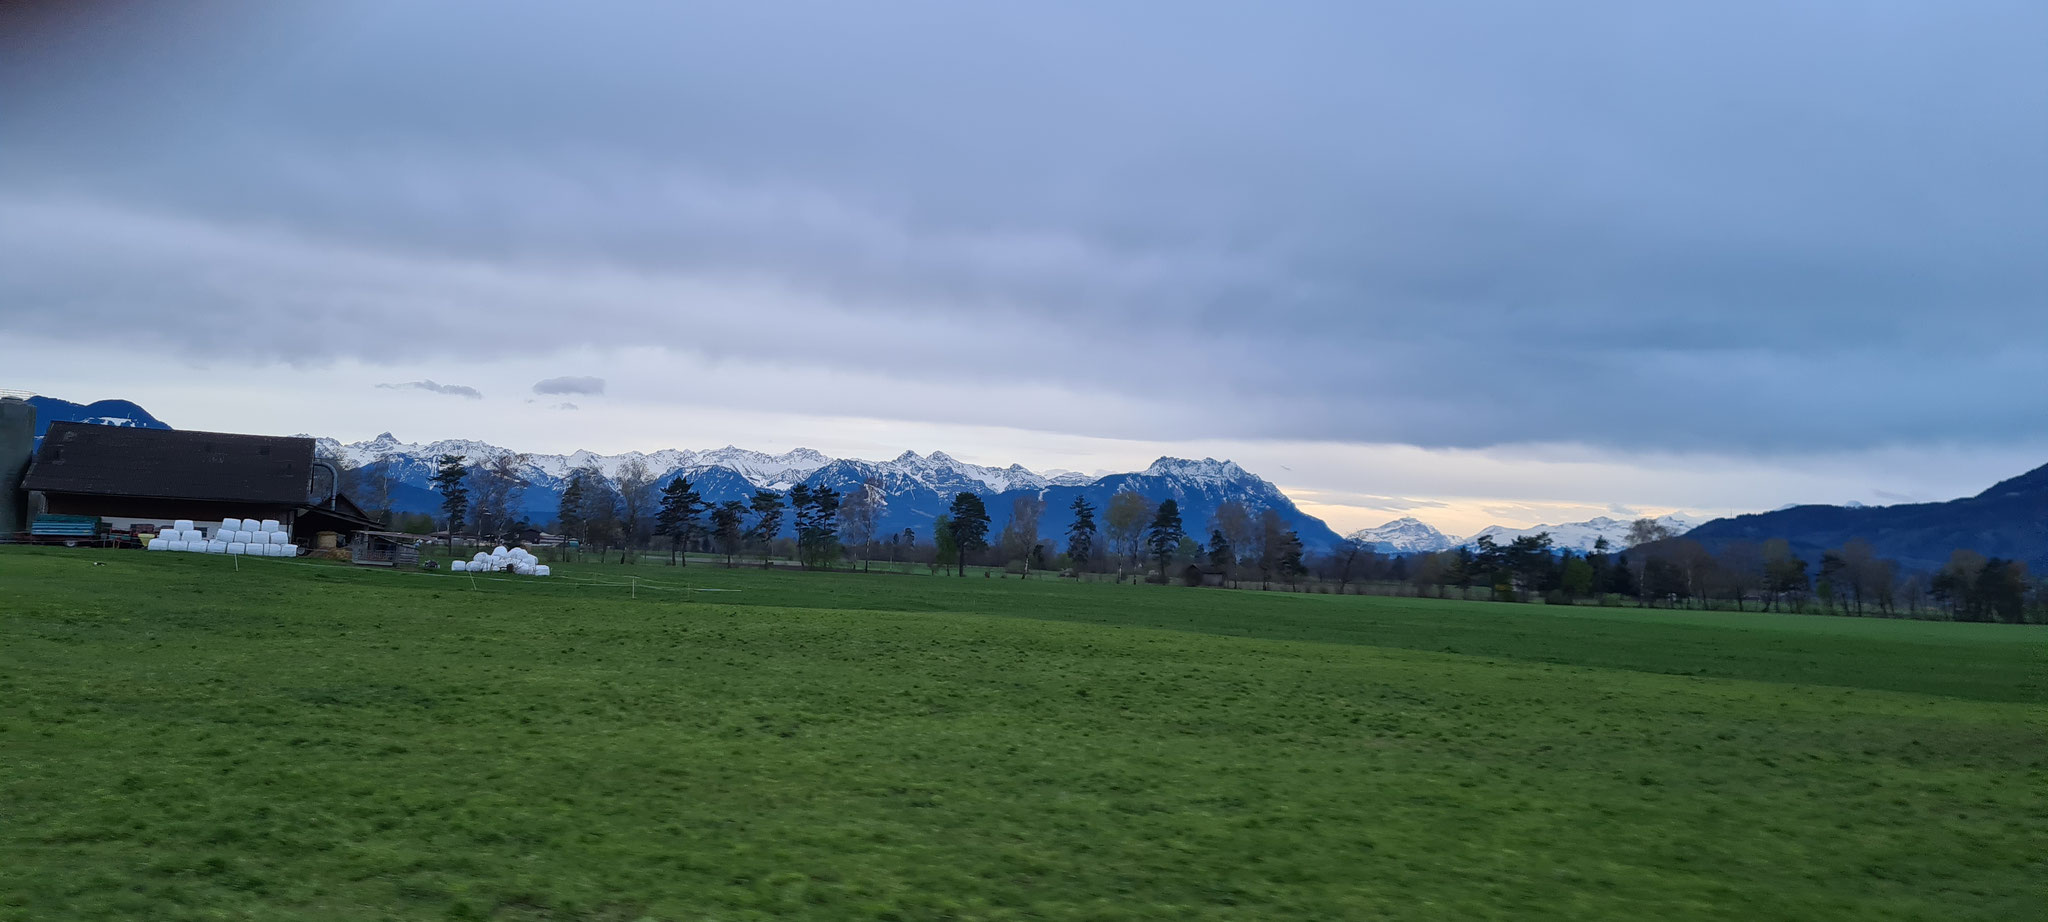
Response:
[1344, 513, 1700, 555]
[1687, 465, 2048, 572]
[316, 432, 1346, 550]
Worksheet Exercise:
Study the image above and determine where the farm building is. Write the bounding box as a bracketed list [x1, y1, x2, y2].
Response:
[14, 420, 378, 542]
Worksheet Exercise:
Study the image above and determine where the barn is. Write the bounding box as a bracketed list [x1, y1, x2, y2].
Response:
[16, 421, 378, 542]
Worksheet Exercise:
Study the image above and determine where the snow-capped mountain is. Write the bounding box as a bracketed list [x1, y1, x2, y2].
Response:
[1463, 514, 1698, 553]
[312, 433, 1346, 549]
[1344, 517, 1459, 553]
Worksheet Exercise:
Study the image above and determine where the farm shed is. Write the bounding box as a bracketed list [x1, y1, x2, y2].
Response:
[350, 531, 423, 568]
[17, 422, 378, 541]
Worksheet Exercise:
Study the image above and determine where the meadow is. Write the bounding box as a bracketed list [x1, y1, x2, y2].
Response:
[2, 546, 2043, 921]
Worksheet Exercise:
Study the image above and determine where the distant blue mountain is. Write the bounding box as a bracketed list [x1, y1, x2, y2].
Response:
[1687, 463, 2048, 572]
[25, 396, 172, 443]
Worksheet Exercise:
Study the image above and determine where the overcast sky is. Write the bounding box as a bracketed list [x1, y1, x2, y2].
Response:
[3, 1, 2044, 536]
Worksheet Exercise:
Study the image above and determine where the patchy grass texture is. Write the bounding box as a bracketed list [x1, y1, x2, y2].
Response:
[2, 547, 2043, 921]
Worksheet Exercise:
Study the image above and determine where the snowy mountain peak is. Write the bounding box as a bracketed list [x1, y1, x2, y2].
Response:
[1465, 513, 1699, 553]
[1142, 457, 1248, 483]
[1345, 517, 1459, 553]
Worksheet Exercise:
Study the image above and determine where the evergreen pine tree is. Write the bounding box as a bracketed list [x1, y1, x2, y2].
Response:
[1207, 529, 1233, 571]
[747, 490, 784, 565]
[557, 472, 586, 541]
[1065, 496, 1096, 570]
[430, 454, 469, 552]
[654, 476, 703, 566]
[1145, 499, 1185, 575]
[799, 485, 842, 569]
[945, 493, 991, 576]
[711, 500, 747, 566]
[1277, 529, 1307, 586]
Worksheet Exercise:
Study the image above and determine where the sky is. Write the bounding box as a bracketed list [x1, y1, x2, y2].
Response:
[3, 1, 2044, 537]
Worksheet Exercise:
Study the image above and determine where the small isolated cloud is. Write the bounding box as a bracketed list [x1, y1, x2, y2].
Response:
[532, 376, 605, 396]
[552, 402, 579, 411]
[377, 379, 482, 399]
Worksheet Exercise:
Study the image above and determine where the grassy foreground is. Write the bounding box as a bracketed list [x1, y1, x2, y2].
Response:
[2, 548, 2043, 921]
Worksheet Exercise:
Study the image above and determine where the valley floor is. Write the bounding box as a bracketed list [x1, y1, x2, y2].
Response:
[3, 547, 2043, 920]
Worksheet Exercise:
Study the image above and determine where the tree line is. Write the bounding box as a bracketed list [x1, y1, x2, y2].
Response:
[410, 452, 1318, 585]
[1385, 518, 2044, 623]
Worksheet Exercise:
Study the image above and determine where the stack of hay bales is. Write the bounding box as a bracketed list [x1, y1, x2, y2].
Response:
[145, 517, 297, 557]
[451, 545, 549, 576]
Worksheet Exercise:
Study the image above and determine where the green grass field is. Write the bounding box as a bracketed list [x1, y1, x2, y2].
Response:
[4, 547, 2044, 921]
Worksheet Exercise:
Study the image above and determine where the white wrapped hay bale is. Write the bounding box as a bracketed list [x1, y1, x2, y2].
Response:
[534, 565, 550, 577]
[491, 546, 509, 557]
[266, 531, 285, 544]
[226, 542, 246, 555]
[205, 541, 226, 554]
[175, 519, 195, 532]
[260, 519, 280, 533]
[221, 518, 243, 533]
[283, 544, 298, 557]
[451, 560, 467, 572]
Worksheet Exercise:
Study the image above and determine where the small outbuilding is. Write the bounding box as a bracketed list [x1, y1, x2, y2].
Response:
[350, 531, 424, 568]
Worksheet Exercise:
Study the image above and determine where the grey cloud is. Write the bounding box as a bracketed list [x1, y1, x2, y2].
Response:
[532, 376, 604, 396]
[378, 379, 482, 399]
[4, 2, 2044, 454]
[552, 402, 578, 411]
[1295, 491, 1452, 513]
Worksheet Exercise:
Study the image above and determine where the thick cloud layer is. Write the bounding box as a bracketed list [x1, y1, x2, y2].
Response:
[3, 1, 2044, 455]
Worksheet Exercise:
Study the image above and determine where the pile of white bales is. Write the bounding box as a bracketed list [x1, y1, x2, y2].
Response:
[452, 545, 550, 576]
[147, 518, 298, 557]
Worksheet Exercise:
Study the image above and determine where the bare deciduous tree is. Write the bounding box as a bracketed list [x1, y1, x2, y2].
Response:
[1103, 491, 1153, 575]
[839, 477, 886, 571]
[614, 459, 655, 556]
[999, 494, 1046, 569]
[469, 452, 531, 539]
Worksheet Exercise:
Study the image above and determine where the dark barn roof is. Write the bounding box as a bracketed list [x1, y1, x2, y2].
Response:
[304, 492, 380, 531]
[23, 422, 318, 505]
